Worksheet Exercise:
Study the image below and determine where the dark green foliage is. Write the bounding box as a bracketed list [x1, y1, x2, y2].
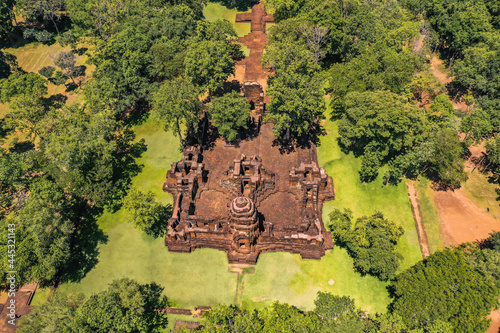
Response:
[314, 292, 366, 332]
[452, 42, 500, 134]
[488, 231, 500, 251]
[262, 36, 325, 140]
[196, 19, 238, 41]
[38, 105, 118, 207]
[200, 301, 320, 332]
[0, 150, 28, 210]
[329, 209, 404, 281]
[149, 40, 187, 81]
[65, 0, 203, 36]
[38, 65, 55, 78]
[338, 90, 426, 182]
[263, 41, 325, 139]
[0, 178, 74, 285]
[390, 249, 499, 332]
[429, 94, 454, 122]
[209, 91, 251, 142]
[427, 128, 467, 187]
[52, 70, 68, 85]
[184, 39, 235, 95]
[86, 5, 197, 116]
[461, 108, 493, 145]
[4, 96, 51, 137]
[19, 279, 168, 332]
[23, 28, 54, 43]
[152, 78, 203, 147]
[58, 30, 78, 48]
[72, 278, 168, 332]
[425, 0, 493, 58]
[0, 71, 48, 103]
[0, 0, 15, 42]
[123, 189, 172, 238]
[19, 293, 84, 333]
[0, 51, 16, 79]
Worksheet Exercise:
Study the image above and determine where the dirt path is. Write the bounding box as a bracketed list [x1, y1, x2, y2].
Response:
[406, 182, 430, 258]
[430, 56, 452, 85]
[488, 310, 500, 333]
[434, 188, 500, 246]
[429, 55, 468, 111]
[231, 2, 274, 90]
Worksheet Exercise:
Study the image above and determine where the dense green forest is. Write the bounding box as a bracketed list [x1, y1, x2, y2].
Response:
[1, 0, 500, 331]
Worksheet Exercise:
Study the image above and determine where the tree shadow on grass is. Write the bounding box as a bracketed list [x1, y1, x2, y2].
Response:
[107, 128, 147, 212]
[144, 204, 173, 239]
[61, 204, 108, 285]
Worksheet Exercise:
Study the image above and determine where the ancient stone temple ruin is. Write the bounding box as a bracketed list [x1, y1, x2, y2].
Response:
[164, 137, 335, 264]
[163, 1, 335, 264]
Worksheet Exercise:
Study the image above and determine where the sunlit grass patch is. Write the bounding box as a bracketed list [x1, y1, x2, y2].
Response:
[203, 3, 251, 37]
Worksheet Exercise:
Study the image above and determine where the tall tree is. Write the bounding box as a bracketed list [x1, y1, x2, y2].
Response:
[184, 40, 235, 97]
[0, 71, 47, 103]
[18, 0, 64, 34]
[338, 90, 426, 182]
[39, 105, 118, 207]
[209, 91, 251, 142]
[266, 69, 325, 139]
[19, 293, 84, 333]
[20, 279, 168, 332]
[123, 189, 172, 238]
[0, 0, 15, 42]
[328, 209, 404, 281]
[0, 178, 74, 285]
[53, 51, 85, 85]
[72, 278, 168, 332]
[152, 78, 202, 148]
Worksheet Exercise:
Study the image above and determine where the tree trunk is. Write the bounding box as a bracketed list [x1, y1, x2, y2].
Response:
[176, 118, 185, 149]
[472, 155, 486, 173]
[50, 15, 60, 35]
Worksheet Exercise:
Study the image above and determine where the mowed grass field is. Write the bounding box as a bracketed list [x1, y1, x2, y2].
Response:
[203, 3, 251, 37]
[414, 177, 444, 253]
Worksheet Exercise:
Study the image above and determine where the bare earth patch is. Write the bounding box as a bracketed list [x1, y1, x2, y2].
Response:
[434, 188, 500, 246]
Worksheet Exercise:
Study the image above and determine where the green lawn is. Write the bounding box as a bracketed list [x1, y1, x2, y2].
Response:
[318, 119, 422, 273]
[203, 3, 251, 37]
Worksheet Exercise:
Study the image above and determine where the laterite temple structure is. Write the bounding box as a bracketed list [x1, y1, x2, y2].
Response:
[163, 1, 335, 264]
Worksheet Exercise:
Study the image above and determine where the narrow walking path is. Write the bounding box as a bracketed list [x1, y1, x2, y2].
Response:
[406, 182, 430, 258]
[231, 2, 274, 91]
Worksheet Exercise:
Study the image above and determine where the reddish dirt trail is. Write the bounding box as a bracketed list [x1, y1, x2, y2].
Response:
[488, 310, 500, 333]
[434, 189, 500, 246]
[429, 55, 468, 111]
[231, 2, 274, 90]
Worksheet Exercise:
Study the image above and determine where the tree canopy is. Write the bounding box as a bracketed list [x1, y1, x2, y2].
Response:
[209, 91, 251, 142]
[20, 278, 168, 332]
[390, 249, 499, 332]
[152, 78, 202, 148]
[328, 209, 404, 280]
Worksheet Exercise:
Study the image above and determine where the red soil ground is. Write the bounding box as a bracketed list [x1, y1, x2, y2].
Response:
[434, 189, 500, 246]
